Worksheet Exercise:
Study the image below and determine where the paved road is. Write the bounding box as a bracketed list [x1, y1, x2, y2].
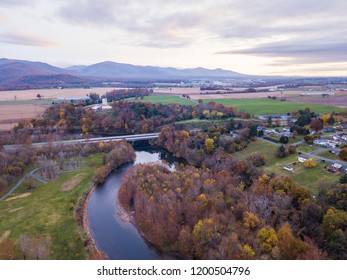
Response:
[0, 168, 46, 201]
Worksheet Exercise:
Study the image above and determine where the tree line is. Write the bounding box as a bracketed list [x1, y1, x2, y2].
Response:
[2, 100, 241, 145]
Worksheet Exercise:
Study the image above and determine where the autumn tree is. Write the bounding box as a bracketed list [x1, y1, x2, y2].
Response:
[310, 119, 323, 132]
[275, 145, 288, 158]
[257, 226, 278, 255]
[277, 223, 309, 259]
[304, 158, 317, 168]
[321, 114, 330, 125]
[340, 173, 347, 184]
[339, 148, 347, 161]
[327, 115, 335, 125]
[205, 138, 215, 153]
[321, 208, 347, 259]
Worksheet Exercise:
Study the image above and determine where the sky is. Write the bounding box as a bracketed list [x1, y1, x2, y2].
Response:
[1, 0, 347, 76]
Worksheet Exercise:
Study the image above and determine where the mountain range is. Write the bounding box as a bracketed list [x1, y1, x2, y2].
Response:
[0, 58, 246, 90]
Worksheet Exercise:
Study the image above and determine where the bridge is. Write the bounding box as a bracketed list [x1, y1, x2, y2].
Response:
[3, 133, 160, 150]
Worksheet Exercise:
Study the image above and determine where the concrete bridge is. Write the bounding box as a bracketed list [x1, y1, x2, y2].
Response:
[3, 133, 160, 150]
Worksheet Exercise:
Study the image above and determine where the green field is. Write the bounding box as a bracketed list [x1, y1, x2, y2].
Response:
[0, 154, 103, 259]
[206, 98, 341, 115]
[129, 96, 196, 105]
[233, 140, 339, 194]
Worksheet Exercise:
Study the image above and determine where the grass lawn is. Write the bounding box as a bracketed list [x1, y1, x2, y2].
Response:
[267, 135, 303, 145]
[317, 150, 344, 161]
[128, 95, 196, 105]
[297, 144, 319, 153]
[175, 118, 230, 124]
[233, 140, 339, 194]
[0, 154, 103, 259]
[206, 98, 341, 115]
[290, 163, 339, 195]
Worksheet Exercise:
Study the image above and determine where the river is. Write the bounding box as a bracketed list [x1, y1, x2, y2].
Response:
[87, 146, 182, 260]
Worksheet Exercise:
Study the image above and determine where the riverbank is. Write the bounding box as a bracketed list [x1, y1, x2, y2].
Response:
[76, 183, 107, 260]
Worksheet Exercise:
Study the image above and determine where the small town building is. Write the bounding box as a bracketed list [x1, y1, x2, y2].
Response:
[283, 165, 294, 172]
[330, 148, 341, 155]
[325, 162, 343, 173]
[298, 155, 309, 163]
[101, 98, 112, 110]
[52, 96, 90, 105]
[313, 139, 330, 148]
[257, 114, 297, 126]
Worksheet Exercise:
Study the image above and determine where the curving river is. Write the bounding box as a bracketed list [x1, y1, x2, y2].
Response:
[87, 146, 182, 260]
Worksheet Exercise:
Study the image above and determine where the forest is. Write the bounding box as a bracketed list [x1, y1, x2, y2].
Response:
[119, 126, 347, 260]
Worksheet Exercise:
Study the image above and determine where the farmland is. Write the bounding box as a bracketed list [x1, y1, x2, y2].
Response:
[0, 88, 120, 131]
[0, 88, 122, 101]
[0, 104, 46, 131]
[130, 93, 343, 114]
[205, 98, 342, 115]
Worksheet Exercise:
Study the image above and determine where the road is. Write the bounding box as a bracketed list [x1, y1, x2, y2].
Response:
[0, 168, 47, 201]
[3, 133, 160, 151]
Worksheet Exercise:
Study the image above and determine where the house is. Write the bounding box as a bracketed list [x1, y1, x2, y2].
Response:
[91, 105, 102, 111]
[298, 155, 309, 163]
[313, 139, 329, 147]
[280, 131, 292, 138]
[330, 148, 341, 155]
[257, 114, 297, 126]
[325, 162, 343, 173]
[327, 141, 338, 148]
[284, 165, 294, 172]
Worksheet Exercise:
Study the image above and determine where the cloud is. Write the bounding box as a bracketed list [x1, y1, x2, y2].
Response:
[55, 0, 212, 47]
[0, 31, 57, 47]
[0, 0, 34, 7]
[218, 36, 347, 65]
[55, 0, 347, 52]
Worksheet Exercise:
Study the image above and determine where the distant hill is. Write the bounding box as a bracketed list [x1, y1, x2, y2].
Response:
[0, 58, 247, 90]
[69, 61, 246, 79]
[0, 58, 72, 82]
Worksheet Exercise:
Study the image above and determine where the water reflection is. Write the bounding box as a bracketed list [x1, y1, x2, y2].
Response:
[88, 146, 182, 260]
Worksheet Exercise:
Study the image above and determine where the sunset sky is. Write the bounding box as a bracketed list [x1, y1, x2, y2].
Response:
[1, 0, 347, 76]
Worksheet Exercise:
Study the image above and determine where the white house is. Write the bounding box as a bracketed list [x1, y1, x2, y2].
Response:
[298, 155, 309, 163]
[284, 165, 294, 172]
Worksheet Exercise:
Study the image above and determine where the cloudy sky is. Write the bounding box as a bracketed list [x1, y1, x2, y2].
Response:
[1, 0, 347, 76]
